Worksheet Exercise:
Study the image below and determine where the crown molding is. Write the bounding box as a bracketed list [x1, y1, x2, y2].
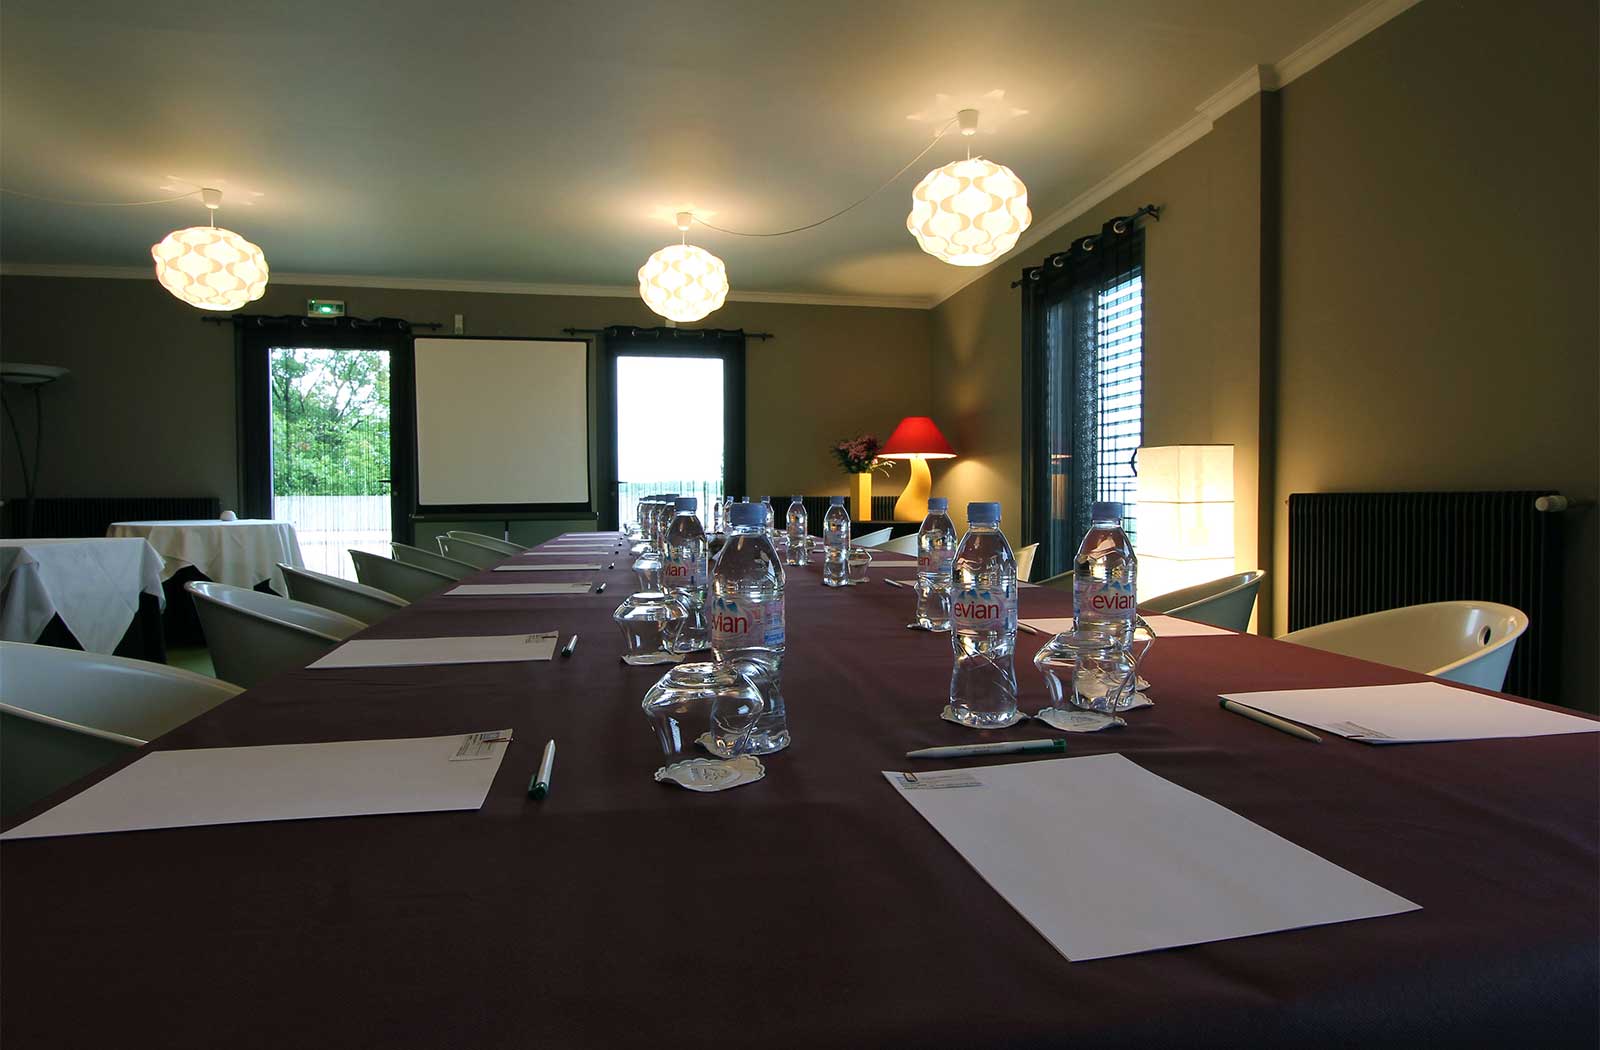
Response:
[0, 262, 932, 311]
[928, 0, 1424, 308]
[1275, 0, 1423, 86]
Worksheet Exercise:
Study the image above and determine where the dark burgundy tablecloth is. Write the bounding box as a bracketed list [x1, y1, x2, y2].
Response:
[3, 534, 1596, 1049]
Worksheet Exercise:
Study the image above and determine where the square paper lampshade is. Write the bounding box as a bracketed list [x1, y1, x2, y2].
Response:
[1135, 445, 1234, 601]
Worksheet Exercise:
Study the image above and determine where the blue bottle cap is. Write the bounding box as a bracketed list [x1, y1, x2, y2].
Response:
[728, 503, 765, 527]
[927, 497, 948, 512]
[1091, 501, 1123, 521]
[674, 497, 697, 512]
[760, 496, 772, 504]
[829, 496, 846, 506]
[740, 496, 750, 502]
[967, 501, 1002, 525]
[791, 495, 805, 503]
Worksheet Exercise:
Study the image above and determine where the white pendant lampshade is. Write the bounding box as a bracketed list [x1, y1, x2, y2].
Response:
[638, 239, 729, 324]
[906, 155, 1031, 267]
[151, 223, 269, 311]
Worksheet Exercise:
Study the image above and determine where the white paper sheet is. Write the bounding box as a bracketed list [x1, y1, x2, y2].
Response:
[309, 633, 558, 668]
[493, 563, 602, 572]
[1018, 615, 1233, 638]
[1220, 681, 1600, 744]
[446, 582, 594, 596]
[1, 732, 512, 841]
[884, 753, 1417, 961]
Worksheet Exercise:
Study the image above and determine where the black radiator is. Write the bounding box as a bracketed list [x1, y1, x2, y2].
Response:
[1288, 491, 1562, 700]
[1, 496, 222, 538]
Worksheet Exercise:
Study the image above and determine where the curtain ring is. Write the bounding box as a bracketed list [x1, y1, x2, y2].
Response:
[1112, 220, 1127, 234]
[1051, 255, 1065, 268]
[1028, 269, 1041, 281]
[1082, 238, 1095, 251]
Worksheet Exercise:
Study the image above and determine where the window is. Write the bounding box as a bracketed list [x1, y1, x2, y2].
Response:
[1094, 273, 1143, 544]
[1019, 219, 1146, 580]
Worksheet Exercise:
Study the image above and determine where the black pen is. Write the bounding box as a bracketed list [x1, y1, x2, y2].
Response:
[560, 633, 579, 657]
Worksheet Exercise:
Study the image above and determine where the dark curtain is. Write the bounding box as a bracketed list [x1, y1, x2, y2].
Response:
[234, 315, 417, 542]
[594, 325, 747, 531]
[1020, 221, 1145, 581]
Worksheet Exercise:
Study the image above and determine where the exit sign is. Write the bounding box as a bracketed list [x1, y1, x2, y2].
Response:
[307, 299, 345, 317]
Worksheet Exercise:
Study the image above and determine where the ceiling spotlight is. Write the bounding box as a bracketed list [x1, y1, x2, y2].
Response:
[906, 110, 1031, 266]
[637, 211, 729, 323]
[150, 188, 269, 311]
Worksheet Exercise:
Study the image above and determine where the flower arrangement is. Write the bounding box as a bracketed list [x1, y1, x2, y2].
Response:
[832, 434, 894, 476]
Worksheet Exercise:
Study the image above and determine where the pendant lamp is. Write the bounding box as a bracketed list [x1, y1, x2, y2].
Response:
[151, 188, 269, 311]
[638, 212, 729, 323]
[907, 109, 1031, 266]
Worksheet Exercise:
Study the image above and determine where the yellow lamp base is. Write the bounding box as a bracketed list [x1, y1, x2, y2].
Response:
[892, 456, 932, 521]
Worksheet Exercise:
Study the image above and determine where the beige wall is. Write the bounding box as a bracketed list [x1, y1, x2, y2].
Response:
[929, 97, 1274, 621]
[928, 0, 1596, 708]
[1273, 0, 1599, 709]
[0, 276, 933, 513]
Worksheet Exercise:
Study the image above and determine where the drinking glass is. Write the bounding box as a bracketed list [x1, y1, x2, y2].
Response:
[847, 546, 873, 584]
[642, 662, 767, 791]
[613, 591, 688, 665]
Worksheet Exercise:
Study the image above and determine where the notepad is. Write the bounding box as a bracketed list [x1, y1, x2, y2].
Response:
[884, 753, 1417, 961]
[1018, 615, 1233, 638]
[1220, 681, 1600, 744]
[447, 582, 594, 596]
[0, 732, 512, 841]
[310, 633, 559, 668]
[494, 563, 602, 572]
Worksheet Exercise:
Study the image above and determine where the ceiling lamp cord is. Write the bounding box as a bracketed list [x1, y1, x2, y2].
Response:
[0, 187, 203, 207]
[691, 116, 960, 238]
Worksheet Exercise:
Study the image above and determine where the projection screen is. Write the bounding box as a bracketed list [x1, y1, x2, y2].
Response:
[413, 337, 589, 507]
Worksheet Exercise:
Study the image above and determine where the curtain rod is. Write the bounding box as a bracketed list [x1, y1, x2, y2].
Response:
[562, 326, 774, 341]
[200, 314, 441, 330]
[1010, 205, 1161, 288]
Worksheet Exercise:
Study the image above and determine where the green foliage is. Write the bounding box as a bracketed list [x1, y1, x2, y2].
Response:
[270, 348, 391, 496]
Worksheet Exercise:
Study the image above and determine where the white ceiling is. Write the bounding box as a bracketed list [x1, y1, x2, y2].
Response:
[1, 0, 1371, 306]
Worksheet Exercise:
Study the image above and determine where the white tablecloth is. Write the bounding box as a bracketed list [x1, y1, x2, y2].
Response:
[0, 538, 167, 653]
[106, 520, 304, 596]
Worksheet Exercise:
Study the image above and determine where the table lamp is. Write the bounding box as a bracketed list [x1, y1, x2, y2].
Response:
[879, 416, 956, 521]
[1135, 444, 1234, 600]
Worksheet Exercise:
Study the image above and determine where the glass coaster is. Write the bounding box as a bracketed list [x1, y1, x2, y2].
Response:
[939, 704, 1028, 729]
[654, 755, 766, 792]
[1036, 707, 1126, 732]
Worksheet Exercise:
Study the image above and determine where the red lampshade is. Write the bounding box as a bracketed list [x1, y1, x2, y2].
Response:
[879, 416, 956, 459]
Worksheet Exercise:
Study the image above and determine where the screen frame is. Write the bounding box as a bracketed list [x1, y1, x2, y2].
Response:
[410, 335, 594, 517]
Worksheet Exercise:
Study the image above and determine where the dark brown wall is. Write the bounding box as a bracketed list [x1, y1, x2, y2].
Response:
[0, 276, 933, 512]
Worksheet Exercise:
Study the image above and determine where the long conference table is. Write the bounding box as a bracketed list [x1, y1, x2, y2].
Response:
[2, 532, 1596, 1048]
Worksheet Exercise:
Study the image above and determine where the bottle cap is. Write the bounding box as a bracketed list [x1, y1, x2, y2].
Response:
[927, 497, 948, 512]
[740, 496, 750, 502]
[967, 501, 1002, 525]
[791, 495, 804, 503]
[1091, 501, 1123, 521]
[760, 496, 772, 504]
[829, 496, 846, 506]
[728, 503, 765, 527]
[674, 497, 697, 512]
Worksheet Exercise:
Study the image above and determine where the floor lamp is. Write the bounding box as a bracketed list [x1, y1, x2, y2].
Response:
[1, 363, 70, 538]
[880, 416, 956, 522]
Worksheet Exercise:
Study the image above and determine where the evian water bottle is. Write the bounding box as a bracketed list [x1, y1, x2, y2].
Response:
[915, 497, 957, 631]
[785, 495, 809, 566]
[947, 502, 1019, 728]
[821, 496, 850, 588]
[1073, 502, 1137, 641]
[710, 501, 790, 753]
[662, 496, 709, 652]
